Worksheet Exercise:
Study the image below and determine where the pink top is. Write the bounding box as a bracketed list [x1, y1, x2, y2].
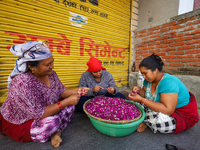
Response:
[1, 70, 66, 125]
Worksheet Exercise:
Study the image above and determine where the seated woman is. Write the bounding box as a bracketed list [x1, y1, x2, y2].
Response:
[128, 53, 199, 134]
[0, 41, 90, 147]
[75, 57, 126, 112]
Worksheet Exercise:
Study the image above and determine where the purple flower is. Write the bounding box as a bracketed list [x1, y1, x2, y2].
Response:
[85, 97, 140, 121]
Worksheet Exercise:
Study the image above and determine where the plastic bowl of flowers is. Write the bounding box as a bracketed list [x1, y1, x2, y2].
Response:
[83, 96, 145, 137]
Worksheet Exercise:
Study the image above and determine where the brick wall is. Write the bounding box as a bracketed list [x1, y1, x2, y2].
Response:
[134, 9, 200, 76]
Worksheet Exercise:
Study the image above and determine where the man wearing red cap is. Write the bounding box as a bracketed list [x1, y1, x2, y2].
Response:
[75, 57, 126, 112]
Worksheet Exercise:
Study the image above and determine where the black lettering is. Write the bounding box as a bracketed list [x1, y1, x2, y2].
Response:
[110, 61, 114, 65]
[90, 9, 98, 15]
[100, 12, 108, 19]
[54, 0, 59, 4]
[115, 61, 124, 65]
[89, 0, 98, 6]
[71, 2, 77, 8]
[63, 0, 77, 8]
[80, 5, 89, 12]
[103, 61, 109, 66]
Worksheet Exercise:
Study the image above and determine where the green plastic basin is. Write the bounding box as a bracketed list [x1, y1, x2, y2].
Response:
[87, 101, 145, 137]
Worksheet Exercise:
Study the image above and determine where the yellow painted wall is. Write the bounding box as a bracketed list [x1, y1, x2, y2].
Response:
[0, 0, 132, 103]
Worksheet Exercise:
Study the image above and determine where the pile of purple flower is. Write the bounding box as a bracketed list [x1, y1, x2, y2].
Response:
[85, 97, 140, 121]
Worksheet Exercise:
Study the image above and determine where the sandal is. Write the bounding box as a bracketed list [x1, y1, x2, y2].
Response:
[165, 144, 185, 150]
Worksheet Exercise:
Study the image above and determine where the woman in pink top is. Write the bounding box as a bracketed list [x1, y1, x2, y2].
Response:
[0, 41, 90, 147]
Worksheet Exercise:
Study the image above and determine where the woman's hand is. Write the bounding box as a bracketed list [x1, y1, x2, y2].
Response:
[132, 86, 146, 98]
[64, 94, 81, 106]
[132, 86, 141, 93]
[78, 87, 90, 96]
[107, 87, 115, 94]
[129, 92, 178, 116]
[128, 93, 144, 103]
[93, 85, 103, 93]
[41, 94, 81, 119]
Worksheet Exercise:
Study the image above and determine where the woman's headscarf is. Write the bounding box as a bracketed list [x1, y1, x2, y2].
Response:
[7, 41, 52, 88]
[86, 57, 106, 72]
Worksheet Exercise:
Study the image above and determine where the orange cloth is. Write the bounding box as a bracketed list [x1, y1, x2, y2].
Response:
[86, 57, 106, 72]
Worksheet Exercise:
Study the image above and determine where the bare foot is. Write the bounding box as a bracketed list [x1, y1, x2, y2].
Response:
[51, 130, 62, 147]
[137, 122, 147, 132]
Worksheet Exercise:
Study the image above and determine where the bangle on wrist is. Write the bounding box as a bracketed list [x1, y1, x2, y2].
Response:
[143, 98, 147, 105]
[57, 102, 64, 110]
